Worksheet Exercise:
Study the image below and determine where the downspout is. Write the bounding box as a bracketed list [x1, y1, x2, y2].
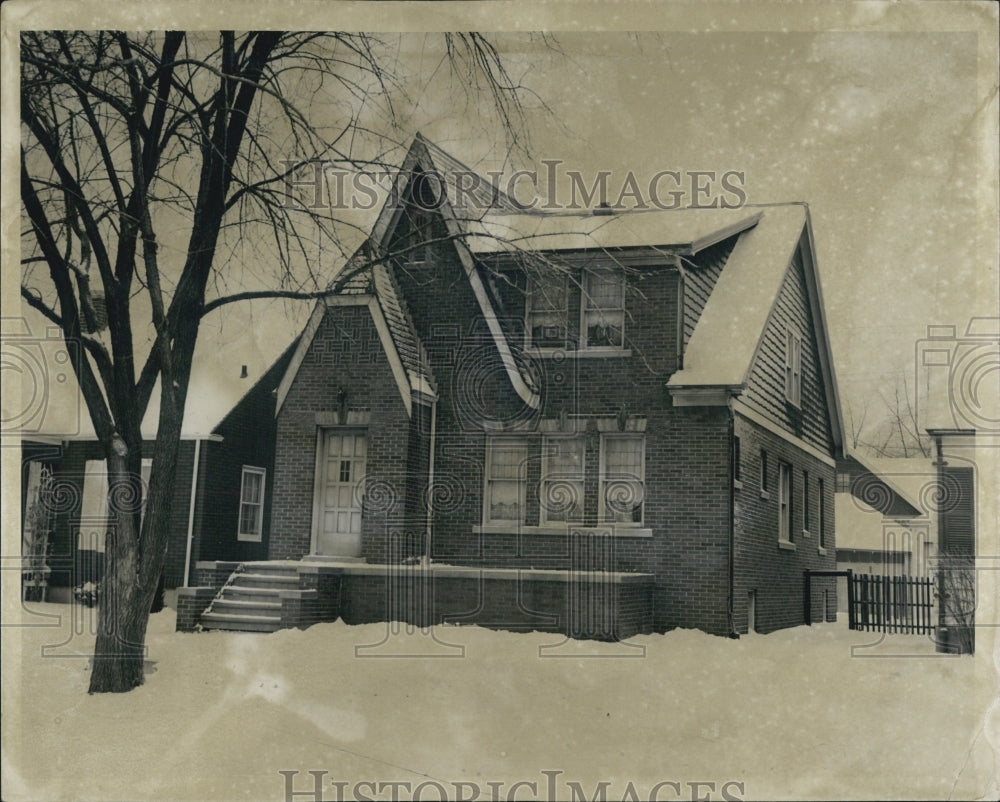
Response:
[727, 409, 738, 638]
[422, 399, 437, 568]
[182, 437, 202, 587]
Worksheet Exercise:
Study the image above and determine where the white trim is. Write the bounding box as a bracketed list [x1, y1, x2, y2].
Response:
[580, 267, 626, 351]
[599, 433, 646, 526]
[365, 297, 414, 418]
[275, 299, 326, 415]
[798, 217, 845, 457]
[237, 465, 266, 543]
[275, 295, 418, 419]
[483, 436, 529, 526]
[540, 433, 586, 525]
[455, 240, 540, 409]
[732, 400, 837, 468]
[182, 437, 201, 586]
[309, 429, 325, 555]
[669, 386, 741, 407]
[473, 524, 653, 538]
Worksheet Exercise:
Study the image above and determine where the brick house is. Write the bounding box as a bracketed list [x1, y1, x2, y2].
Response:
[178, 136, 847, 638]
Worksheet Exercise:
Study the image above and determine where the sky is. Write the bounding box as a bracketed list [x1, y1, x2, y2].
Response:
[4, 2, 997, 441]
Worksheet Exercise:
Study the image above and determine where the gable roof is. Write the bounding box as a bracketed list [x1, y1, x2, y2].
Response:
[277, 138, 844, 452]
[275, 247, 437, 418]
[370, 135, 541, 410]
[665, 204, 845, 456]
[836, 454, 926, 519]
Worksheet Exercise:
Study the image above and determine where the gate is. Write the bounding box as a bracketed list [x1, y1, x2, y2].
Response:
[849, 573, 934, 635]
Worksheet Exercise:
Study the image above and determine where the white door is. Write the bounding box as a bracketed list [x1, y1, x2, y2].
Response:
[314, 431, 366, 557]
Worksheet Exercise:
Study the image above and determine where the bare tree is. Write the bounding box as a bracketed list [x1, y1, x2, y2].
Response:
[850, 372, 932, 458]
[20, 30, 550, 693]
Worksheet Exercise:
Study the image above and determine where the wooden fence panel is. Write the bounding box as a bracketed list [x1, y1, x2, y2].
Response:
[849, 573, 933, 635]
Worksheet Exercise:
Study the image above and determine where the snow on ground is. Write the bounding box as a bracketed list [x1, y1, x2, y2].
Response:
[2, 603, 997, 802]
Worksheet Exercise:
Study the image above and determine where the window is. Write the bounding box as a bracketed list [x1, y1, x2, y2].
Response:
[541, 436, 585, 522]
[79, 459, 153, 552]
[817, 478, 826, 548]
[784, 329, 803, 406]
[760, 450, 769, 496]
[485, 438, 528, 524]
[778, 462, 793, 543]
[732, 436, 742, 486]
[526, 274, 569, 349]
[601, 435, 645, 524]
[802, 469, 810, 535]
[238, 466, 266, 541]
[582, 269, 625, 348]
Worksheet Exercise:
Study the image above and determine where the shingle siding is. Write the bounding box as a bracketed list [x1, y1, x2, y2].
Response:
[741, 242, 834, 454]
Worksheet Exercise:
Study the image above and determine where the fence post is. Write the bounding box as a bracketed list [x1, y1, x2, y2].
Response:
[847, 569, 855, 630]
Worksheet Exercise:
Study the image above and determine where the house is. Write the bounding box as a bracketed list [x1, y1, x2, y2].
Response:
[18, 340, 298, 603]
[172, 135, 847, 638]
[835, 454, 933, 576]
[833, 454, 933, 614]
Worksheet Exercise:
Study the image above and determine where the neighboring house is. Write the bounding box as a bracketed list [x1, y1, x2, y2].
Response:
[833, 454, 933, 613]
[19, 340, 298, 602]
[177, 134, 847, 639]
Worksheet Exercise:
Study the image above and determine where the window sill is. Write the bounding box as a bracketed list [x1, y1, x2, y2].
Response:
[525, 348, 632, 359]
[733, 479, 743, 491]
[801, 529, 811, 539]
[237, 534, 263, 543]
[474, 524, 652, 538]
[759, 490, 770, 501]
[817, 546, 828, 556]
[777, 539, 796, 551]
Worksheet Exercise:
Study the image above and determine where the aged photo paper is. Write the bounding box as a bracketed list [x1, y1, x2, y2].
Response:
[2, 2, 998, 800]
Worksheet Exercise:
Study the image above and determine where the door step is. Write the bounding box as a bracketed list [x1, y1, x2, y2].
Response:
[200, 611, 282, 633]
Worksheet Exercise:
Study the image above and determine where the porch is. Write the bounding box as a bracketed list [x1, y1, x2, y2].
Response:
[177, 559, 654, 641]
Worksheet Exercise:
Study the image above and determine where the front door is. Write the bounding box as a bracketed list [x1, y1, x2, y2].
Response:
[314, 431, 366, 557]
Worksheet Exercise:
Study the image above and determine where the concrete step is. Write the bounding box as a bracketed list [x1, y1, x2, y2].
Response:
[241, 562, 301, 576]
[231, 573, 300, 589]
[200, 611, 282, 633]
[225, 586, 284, 603]
[212, 598, 281, 614]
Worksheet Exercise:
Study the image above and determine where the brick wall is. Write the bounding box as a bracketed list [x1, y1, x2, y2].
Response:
[733, 414, 837, 633]
[270, 304, 424, 561]
[337, 569, 653, 641]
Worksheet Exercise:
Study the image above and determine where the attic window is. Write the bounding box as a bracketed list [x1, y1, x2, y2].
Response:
[784, 329, 802, 407]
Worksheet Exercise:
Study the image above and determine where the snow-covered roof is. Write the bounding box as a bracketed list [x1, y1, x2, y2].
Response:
[666, 204, 807, 388]
[464, 207, 762, 255]
[836, 454, 931, 518]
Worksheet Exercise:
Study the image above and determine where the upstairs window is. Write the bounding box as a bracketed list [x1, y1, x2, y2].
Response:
[238, 466, 266, 542]
[582, 269, 625, 348]
[601, 435, 645, 524]
[540, 436, 585, 523]
[778, 461, 793, 544]
[526, 273, 569, 349]
[784, 329, 803, 407]
[485, 438, 528, 524]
